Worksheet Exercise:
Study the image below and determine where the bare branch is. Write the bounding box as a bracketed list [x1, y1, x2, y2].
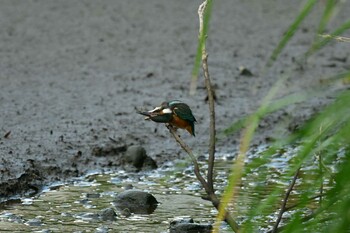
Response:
[167, 125, 240, 232]
[271, 168, 300, 233]
[284, 193, 326, 212]
[198, 0, 216, 194]
[166, 124, 209, 193]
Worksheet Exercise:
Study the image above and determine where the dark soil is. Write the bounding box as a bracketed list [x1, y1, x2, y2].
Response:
[1, 1, 349, 201]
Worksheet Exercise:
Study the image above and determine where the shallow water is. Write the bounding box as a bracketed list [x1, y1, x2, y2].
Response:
[0, 146, 314, 233]
[0, 167, 220, 233]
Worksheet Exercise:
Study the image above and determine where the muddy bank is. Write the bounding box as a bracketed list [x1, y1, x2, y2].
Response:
[0, 1, 349, 201]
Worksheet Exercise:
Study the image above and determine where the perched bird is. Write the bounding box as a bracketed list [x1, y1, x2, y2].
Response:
[138, 100, 197, 136]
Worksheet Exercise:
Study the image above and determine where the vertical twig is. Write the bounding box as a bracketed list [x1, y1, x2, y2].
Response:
[198, 0, 216, 194]
[198, 1, 240, 232]
[271, 168, 300, 233]
[318, 125, 324, 206]
[168, 1, 240, 232]
[166, 125, 209, 193]
[319, 152, 323, 206]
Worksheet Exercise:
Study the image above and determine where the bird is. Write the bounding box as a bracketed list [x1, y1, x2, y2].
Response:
[137, 100, 197, 136]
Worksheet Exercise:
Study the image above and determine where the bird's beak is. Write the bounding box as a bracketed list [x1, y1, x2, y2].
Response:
[137, 106, 171, 121]
[138, 106, 163, 119]
[137, 110, 152, 120]
[148, 106, 162, 113]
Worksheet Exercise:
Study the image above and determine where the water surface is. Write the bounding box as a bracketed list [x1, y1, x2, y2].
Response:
[0, 146, 308, 233]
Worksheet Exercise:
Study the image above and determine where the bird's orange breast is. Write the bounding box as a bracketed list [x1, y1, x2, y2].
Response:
[170, 115, 193, 135]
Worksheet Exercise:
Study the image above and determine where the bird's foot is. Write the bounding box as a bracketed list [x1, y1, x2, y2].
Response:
[166, 124, 180, 137]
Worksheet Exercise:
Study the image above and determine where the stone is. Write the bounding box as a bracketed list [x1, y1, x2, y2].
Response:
[86, 193, 100, 198]
[94, 226, 109, 233]
[99, 208, 117, 221]
[125, 145, 147, 169]
[142, 156, 158, 170]
[26, 218, 42, 226]
[169, 218, 212, 233]
[113, 190, 158, 214]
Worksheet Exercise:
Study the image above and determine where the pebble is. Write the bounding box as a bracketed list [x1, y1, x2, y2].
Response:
[26, 218, 42, 226]
[99, 208, 117, 221]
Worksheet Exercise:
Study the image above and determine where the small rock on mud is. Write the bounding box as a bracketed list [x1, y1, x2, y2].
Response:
[91, 143, 127, 157]
[124, 145, 157, 170]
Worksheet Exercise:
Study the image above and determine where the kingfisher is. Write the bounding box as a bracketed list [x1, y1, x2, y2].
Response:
[137, 100, 197, 136]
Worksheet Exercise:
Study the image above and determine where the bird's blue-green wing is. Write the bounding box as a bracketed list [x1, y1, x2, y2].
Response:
[173, 104, 196, 122]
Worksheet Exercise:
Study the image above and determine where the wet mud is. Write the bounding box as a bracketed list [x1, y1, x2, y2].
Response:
[1, 1, 349, 201]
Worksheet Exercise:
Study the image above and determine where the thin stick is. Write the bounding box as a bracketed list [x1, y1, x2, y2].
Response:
[271, 168, 300, 233]
[284, 193, 325, 211]
[268, 192, 337, 233]
[166, 125, 209, 193]
[319, 34, 350, 43]
[318, 125, 324, 206]
[167, 125, 240, 232]
[198, 0, 216, 194]
[198, 1, 240, 232]
[319, 153, 323, 206]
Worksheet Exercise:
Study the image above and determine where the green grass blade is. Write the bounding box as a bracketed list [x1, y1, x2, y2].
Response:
[317, 0, 337, 35]
[213, 77, 286, 232]
[305, 19, 350, 57]
[221, 92, 309, 137]
[222, 69, 350, 138]
[267, 0, 318, 67]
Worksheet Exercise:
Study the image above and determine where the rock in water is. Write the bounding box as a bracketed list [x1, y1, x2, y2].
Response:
[169, 218, 212, 233]
[113, 190, 158, 214]
[99, 208, 117, 221]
